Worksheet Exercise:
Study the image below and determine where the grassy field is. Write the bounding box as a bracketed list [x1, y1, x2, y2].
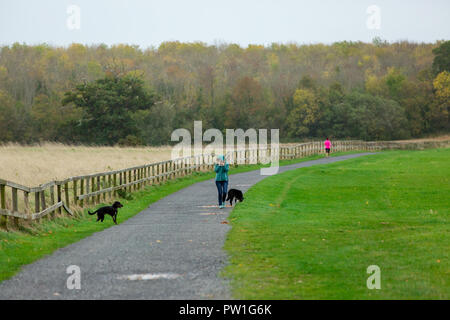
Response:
[0, 152, 359, 283]
[223, 149, 449, 299]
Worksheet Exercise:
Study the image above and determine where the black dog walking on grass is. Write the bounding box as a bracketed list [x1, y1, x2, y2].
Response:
[88, 201, 123, 224]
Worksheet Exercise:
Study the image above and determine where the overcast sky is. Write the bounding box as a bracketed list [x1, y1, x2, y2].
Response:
[1, 0, 449, 48]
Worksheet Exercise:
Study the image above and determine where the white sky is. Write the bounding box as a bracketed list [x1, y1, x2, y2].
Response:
[0, 0, 449, 47]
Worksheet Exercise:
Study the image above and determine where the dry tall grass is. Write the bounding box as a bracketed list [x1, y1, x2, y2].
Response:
[0, 143, 174, 186]
[390, 134, 450, 143]
[0, 142, 286, 186]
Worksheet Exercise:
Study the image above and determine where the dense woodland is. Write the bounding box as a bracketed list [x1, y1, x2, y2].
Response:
[0, 39, 449, 145]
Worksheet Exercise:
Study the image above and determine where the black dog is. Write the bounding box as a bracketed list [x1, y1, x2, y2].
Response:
[88, 201, 123, 224]
[226, 189, 244, 206]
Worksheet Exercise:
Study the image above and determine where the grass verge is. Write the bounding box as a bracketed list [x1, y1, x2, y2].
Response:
[223, 149, 449, 299]
[0, 151, 362, 283]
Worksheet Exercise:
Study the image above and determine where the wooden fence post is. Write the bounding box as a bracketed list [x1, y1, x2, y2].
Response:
[137, 169, 141, 189]
[145, 166, 149, 184]
[166, 162, 170, 180]
[137, 169, 141, 188]
[50, 185, 55, 219]
[0, 184, 6, 229]
[40, 190, 47, 220]
[148, 165, 152, 183]
[102, 176, 106, 201]
[174, 160, 178, 178]
[143, 167, 147, 187]
[86, 178, 90, 206]
[73, 180, 78, 207]
[108, 175, 113, 199]
[24, 191, 30, 218]
[35, 192, 40, 223]
[57, 184, 62, 214]
[12, 187, 18, 227]
[96, 176, 101, 203]
[65, 182, 70, 208]
[164, 162, 168, 180]
[128, 171, 132, 193]
[113, 174, 117, 197]
[91, 177, 95, 204]
[150, 165, 154, 183]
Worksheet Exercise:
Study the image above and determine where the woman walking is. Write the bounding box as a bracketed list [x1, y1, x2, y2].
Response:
[214, 155, 229, 209]
[324, 137, 332, 157]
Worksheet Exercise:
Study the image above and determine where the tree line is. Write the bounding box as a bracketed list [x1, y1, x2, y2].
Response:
[0, 39, 448, 145]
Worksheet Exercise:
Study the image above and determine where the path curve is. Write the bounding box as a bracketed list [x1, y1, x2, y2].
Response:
[0, 153, 375, 299]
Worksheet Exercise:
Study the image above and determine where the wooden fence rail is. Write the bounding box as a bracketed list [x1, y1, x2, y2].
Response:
[1, 139, 448, 230]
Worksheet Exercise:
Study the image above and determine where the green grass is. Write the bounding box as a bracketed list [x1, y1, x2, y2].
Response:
[0, 151, 360, 283]
[223, 149, 449, 299]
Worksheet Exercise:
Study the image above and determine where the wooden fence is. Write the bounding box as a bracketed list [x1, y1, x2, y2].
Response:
[1, 139, 448, 230]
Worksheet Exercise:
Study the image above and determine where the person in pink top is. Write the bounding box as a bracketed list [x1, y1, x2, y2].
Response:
[324, 138, 332, 157]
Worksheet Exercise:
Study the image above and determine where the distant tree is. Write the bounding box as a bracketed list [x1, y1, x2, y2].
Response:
[287, 88, 320, 137]
[0, 90, 17, 141]
[365, 67, 407, 101]
[298, 75, 317, 90]
[427, 71, 450, 130]
[432, 41, 450, 75]
[433, 71, 450, 100]
[384, 67, 406, 100]
[0, 89, 34, 142]
[372, 37, 388, 47]
[31, 94, 82, 141]
[327, 82, 345, 104]
[397, 81, 431, 136]
[225, 77, 265, 129]
[132, 102, 176, 145]
[332, 92, 409, 140]
[62, 73, 156, 145]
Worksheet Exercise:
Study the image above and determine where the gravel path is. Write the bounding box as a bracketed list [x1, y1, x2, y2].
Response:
[0, 153, 375, 300]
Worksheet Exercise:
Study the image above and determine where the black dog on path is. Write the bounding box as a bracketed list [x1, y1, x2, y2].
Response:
[88, 201, 123, 224]
[226, 189, 244, 206]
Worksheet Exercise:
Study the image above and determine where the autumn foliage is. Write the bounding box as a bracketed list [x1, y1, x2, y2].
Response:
[0, 40, 448, 145]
